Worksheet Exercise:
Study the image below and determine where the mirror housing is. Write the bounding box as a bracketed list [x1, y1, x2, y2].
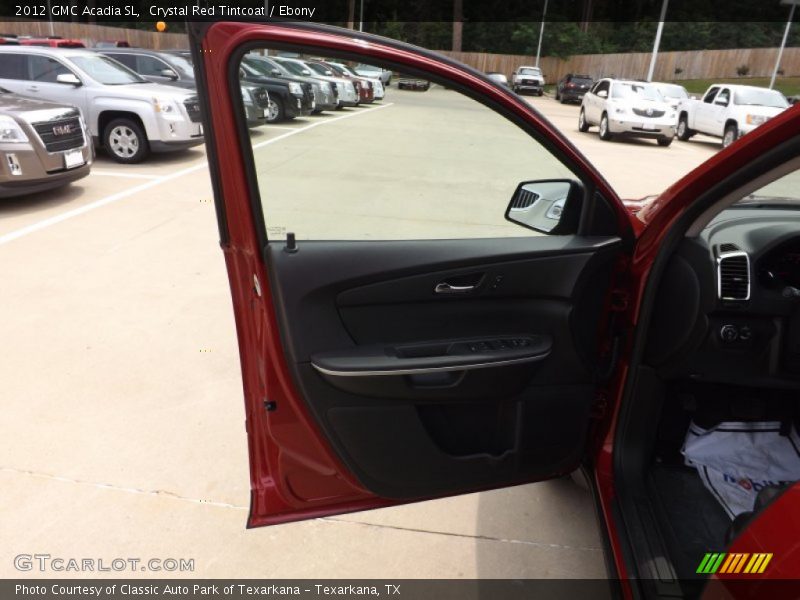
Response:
[56, 73, 81, 86]
[505, 180, 582, 234]
[597, 89, 608, 98]
[160, 68, 178, 80]
[271, 69, 282, 77]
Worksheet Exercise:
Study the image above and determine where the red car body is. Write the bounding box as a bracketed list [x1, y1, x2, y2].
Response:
[19, 38, 85, 48]
[194, 21, 800, 596]
[318, 60, 374, 104]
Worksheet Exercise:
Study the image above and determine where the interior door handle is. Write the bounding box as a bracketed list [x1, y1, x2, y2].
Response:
[434, 282, 476, 294]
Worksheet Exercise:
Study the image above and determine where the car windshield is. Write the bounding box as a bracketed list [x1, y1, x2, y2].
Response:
[162, 54, 195, 78]
[733, 88, 788, 108]
[655, 84, 688, 99]
[306, 62, 330, 76]
[731, 170, 800, 208]
[277, 60, 310, 77]
[331, 64, 356, 77]
[519, 68, 541, 75]
[68, 55, 147, 84]
[245, 55, 290, 77]
[612, 83, 663, 101]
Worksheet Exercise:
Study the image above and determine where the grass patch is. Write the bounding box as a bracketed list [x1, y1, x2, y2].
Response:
[673, 77, 800, 98]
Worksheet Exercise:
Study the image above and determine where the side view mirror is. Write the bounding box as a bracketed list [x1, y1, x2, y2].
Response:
[597, 90, 608, 99]
[56, 73, 81, 86]
[325, 70, 333, 76]
[160, 68, 178, 80]
[505, 180, 581, 234]
[271, 69, 282, 77]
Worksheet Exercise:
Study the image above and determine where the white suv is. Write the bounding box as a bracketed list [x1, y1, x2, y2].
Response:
[579, 78, 676, 147]
[0, 46, 204, 163]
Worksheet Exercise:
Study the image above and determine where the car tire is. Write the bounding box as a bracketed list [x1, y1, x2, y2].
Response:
[266, 97, 285, 123]
[578, 108, 590, 132]
[723, 124, 738, 148]
[677, 115, 693, 141]
[103, 118, 149, 164]
[599, 113, 612, 141]
[657, 136, 673, 147]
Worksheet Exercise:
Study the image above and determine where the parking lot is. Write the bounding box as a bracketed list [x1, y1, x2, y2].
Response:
[0, 87, 719, 579]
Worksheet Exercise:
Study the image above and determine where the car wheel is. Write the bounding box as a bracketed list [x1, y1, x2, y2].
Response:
[723, 124, 738, 148]
[266, 97, 285, 123]
[657, 136, 673, 147]
[578, 108, 590, 132]
[677, 115, 692, 141]
[104, 118, 149, 164]
[599, 113, 612, 141]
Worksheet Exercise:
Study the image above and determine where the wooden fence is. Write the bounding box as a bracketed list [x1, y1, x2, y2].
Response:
[2, 20, 798, 83]
[0, 20, 188, 49]
[439, 47, 800, 83]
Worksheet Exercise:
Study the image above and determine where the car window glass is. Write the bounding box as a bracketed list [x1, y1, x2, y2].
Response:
[703, 88, 719, 103]
[68, 55, 145, 85]
[0, 53, 27, 79]
[137, 55, 171, 77]
[28, 55, 72, 83]
[715, 89, 730, 105]
[106, 53, 136, 70]
[239, 49, 579, 241]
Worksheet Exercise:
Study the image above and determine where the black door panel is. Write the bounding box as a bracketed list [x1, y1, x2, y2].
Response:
[265, 236, 621, 499]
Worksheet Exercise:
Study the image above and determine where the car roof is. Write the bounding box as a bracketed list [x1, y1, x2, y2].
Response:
[706, 84, 781, 92]
[0, 45, 97, 58]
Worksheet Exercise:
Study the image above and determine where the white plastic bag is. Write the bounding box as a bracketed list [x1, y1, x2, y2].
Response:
[682, 421, 800, 518]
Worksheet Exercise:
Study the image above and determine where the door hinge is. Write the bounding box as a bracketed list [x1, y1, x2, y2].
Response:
[591, 394, 608, 420]
[609, 289, 630, 312]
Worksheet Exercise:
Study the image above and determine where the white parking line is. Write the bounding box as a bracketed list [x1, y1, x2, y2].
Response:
[0, 102, 393, 247]
[90, 170, 161, 180]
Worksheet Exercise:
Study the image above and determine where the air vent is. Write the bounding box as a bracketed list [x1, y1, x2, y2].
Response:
[717, 251, 750, 301]
[510, 188, 539, 211]
[718, 243, 740, 253]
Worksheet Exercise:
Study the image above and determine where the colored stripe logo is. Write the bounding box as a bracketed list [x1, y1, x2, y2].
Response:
[696, 553, 772, 574]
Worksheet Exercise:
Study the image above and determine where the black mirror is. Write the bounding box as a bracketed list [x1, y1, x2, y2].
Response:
[160, 68, 178, 80]
[55, 73, 81, 86]
[505, 180, 581, 234]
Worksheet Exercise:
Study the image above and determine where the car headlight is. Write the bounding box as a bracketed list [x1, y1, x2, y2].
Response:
[746, 114, 768, 126]
[289, 82, 303, 96]
[153, 97, 178, 114]
[0, 115, 28, 143]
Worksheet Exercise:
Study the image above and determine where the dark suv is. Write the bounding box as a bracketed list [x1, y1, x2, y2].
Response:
[555, 74, 593, 104]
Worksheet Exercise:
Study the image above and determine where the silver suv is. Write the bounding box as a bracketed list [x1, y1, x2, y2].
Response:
[0, 47, 204, 163]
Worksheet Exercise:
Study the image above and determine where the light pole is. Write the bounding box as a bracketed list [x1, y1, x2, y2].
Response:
[770, 0, 799, 89]
[359, 0, 364, 32]
[535, 0, 548, 68]
[646, 0, 669, 82]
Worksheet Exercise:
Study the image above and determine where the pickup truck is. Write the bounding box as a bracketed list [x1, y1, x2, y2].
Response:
[676, 84, 789, 148]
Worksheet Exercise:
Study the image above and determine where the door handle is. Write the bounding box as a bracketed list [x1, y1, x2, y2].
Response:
[434, 282, 476, 294]
[25, 86, 38, 92]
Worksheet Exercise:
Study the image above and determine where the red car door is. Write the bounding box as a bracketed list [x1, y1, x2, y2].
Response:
[193, 20, 635, 529]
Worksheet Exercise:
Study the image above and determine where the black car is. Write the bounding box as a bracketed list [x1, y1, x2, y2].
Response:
[98, 48, 272, 128]
[555, 74, 593, 104]
[240, 56, 315, 123]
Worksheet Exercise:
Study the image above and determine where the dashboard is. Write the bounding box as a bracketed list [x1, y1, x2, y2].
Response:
[646, 208, 800, 388]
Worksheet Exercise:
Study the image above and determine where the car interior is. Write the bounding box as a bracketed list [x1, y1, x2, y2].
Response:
[615, 152, 800, 597]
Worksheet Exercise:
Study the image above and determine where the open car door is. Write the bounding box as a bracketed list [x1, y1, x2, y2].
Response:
[192, 21, 636, 527]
